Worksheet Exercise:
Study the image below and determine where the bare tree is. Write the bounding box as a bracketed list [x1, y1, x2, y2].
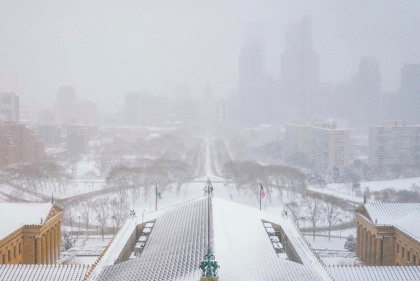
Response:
[93, 197, 110, 241]
[110, 197, 128, 234]
[285, 202, 304, 228]
[323, 198, 343, 241]
[80, 198, 93, 240]
[62, 203, 77, 238]
[302, 195, 324, 241]
[107, 165, 131, 206]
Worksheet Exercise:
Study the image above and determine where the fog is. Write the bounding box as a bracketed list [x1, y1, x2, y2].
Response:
[1, 0, 419, 113]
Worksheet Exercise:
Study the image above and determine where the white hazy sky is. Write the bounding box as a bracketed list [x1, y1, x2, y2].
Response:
[0, 0, 419, 111]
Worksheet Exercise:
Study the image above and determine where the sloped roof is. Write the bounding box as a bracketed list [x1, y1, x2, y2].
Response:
[0, 264, 90, 281]
[363, 202, 420, 225]
[0, 202, 61, 241]
[96, 197, 209, 281]
[327, 266, 420, 281]
[95, 197, 329, 281]
[395, 209, 420, 242]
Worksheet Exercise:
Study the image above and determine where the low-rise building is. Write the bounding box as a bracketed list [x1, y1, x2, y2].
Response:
[0, 202, 63, 265]
[36, 125, 62, 147]
[355, 202, 420, 266]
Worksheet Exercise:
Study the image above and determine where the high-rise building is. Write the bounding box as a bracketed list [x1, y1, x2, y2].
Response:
[311, 122, 349, 172]
[400, 64, 420, 123]
[54, 86, 77, 126]
[235, 23, 276, 125]
[284, 119, 315, 160]
[281, 16, 319, 116]
[354, 57, 382, 125]
[368, 121, 420, 167]
[0, 92, 19, 122]
[66, 125, 98, 153]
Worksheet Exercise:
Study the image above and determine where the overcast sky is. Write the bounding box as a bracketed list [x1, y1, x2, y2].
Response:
[0, 0, 419, 111]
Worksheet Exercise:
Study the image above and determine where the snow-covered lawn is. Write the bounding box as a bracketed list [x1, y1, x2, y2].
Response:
[309, 177, 420, 203]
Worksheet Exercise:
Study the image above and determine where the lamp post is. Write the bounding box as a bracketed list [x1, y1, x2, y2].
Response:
[339, 219, 343, 240]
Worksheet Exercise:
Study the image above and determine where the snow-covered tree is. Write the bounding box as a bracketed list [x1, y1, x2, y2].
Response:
[344, 235, 356, 252]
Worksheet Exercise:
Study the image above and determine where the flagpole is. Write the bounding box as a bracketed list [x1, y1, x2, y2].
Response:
[155, 184, 157, 211]
[259, 183, 261, 211]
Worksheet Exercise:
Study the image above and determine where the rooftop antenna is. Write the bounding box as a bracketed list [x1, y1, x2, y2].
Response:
[199, 178, 219, 280]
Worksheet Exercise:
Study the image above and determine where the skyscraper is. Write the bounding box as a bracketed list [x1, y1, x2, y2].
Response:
[281, 16, 319, 116]
[400, 64, 420, 123]
[237, 23, 275, 125]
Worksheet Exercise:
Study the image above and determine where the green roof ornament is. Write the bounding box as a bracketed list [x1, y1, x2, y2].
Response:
[199, 179, 219, 280]
[200, 246, 219, 279]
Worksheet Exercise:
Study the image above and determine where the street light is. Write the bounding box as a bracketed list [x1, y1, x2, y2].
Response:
[339, 219, 343, 239]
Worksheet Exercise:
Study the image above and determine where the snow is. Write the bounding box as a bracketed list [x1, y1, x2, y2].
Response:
[0, 264, 90, 281]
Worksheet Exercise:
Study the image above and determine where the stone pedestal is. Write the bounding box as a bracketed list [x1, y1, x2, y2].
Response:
[200, 278, 219, 281]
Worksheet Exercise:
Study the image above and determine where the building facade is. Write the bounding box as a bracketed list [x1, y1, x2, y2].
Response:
[67, 125, 98, 153]
[0, 121, 45, 168]
[311, 122, 349, 172]
[0, 92, 19, 122]
[284, 119, 315, 160]
[356, 202, 420, 266]
[0, 203, 63, 265]
[368, 121, 420, 167]
[36, 125, 62, 147]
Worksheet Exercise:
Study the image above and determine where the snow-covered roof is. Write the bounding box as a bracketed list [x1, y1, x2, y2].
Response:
[363, 202, 420, 225]
[94, 197, 330, 281]
[327, 266, 420, 281]
[0, 264, 90, 281]
[0, 203, 60, 241]
[395, 209, 420, 242]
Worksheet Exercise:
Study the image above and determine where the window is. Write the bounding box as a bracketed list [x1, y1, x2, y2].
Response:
[413, 254, 416, 265]
[2, 254, 4, 264]
[402, 247, 405, 258]
[13, 246, 16, 258]
[18, 243, 21, 254]
[397, 243, 399, 253]
[8, 250, 11, 262]
[407, 251, 411, 262]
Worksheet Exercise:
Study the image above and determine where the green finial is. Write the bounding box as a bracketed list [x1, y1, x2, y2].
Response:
[199, 246, 219, 278]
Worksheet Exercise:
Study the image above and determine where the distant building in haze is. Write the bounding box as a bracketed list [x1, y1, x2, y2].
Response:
[124, 92, 168, 126]
[400, 64, 420, 123]
[35, 125, 62, 147]
[311, 122, 349, 173]
[0, 121, 45, 168]
[285, 119, 315, 160]
[0, 92, 19, 122]
[281, 16, 319, 117]
[368, 120, 420, 167]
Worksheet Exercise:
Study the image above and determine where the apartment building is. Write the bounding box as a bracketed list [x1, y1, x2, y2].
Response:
[368, 121, 420, 167]
[311, 122, 349, 172]
[284, 119, 315, 160]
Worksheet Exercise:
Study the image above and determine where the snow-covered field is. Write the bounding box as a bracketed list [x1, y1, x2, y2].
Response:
[309, 177, 420, 203]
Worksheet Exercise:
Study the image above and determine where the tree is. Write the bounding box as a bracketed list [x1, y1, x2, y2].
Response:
[323, 198, 343, 241]
[93, 197, 110, 241]
[80, 198, 93, 240]
[285, 202, 304, 228]
[363, 187, 372, 201]
[110, 197, 128, 234]
[344, 235, 356, 252]
[332, 166, 341, 183]
[62, 204, 77, 238]
[62, 230, 74, 251]
[302, 195, 323, 241]
[107, 165, 132, 206]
